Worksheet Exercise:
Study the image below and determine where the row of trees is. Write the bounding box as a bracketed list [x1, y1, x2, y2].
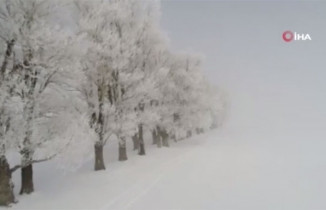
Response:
[0, 0, 226, 206]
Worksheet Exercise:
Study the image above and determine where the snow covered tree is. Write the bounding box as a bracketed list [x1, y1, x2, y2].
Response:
[0, 0, 23, 204]
[151, 51, 222, 144]
[103, 0, 148, 161]
[73, 0, 121, 170]
[125, 1, 171, 154]
[0, 0, 226, 205]
[0, 0, 79, 195]
[0, 59, 23, 204]
[0, 53, 20, 206]
[74, 0, 164, 163]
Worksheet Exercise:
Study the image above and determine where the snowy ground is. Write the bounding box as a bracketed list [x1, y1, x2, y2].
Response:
[5, 121, 326, 210]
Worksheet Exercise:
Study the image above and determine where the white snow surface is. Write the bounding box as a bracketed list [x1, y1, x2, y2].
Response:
[6, 122, 326, 210]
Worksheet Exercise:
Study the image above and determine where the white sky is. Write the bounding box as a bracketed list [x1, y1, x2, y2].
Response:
[160, 0, 326, 131]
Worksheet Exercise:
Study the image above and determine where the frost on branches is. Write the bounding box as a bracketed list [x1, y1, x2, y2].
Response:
[0, 0, 82, 201]
[0, 0, 227, 206]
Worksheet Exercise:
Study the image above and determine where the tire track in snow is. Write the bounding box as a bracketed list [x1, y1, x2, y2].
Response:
[100, 148, 197, 210]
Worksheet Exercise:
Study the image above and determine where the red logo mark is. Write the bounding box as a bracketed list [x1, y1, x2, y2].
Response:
[283, 31, 294, 42]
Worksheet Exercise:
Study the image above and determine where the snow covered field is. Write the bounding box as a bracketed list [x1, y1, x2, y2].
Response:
[6, 121, 326, 210]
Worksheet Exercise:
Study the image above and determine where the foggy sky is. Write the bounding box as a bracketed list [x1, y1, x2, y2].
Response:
[160, 0, 326, 131]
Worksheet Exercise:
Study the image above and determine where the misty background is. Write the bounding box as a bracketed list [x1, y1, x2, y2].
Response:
[161, 0, 326, 131]
[159, 1, 326, 209]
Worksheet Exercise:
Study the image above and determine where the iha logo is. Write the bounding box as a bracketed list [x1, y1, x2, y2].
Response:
[282, 31, 312, 42]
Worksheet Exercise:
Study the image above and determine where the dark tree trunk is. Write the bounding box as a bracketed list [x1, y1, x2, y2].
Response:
[196, 128, 201, 134]
[0, 39, 15, 78]
[20, 102, 36, 195]
[94, 76, 106, 171]
[157, 137, 162, 148]
[94, 143, 105, 171]
[139, 143, 145, 155]
[20, 164, 34, 195]
[161, 128, 169, 147]
[132, 134, 139, 151]
[156, 126, 162, 148]
[196, 128, 205, 134]
[210, 122, 218, 130]
[152, 129, 159, 145]
[118, 146, 128, 161]
[138, 124, 145, 156]
[118, 137, 128, 161]
[162, 138, 169, 147]
[0, 157, 15, 206]
[162, 137, 169, 147]
[171, 133, 177, 142]
[187, 130, 192, 138]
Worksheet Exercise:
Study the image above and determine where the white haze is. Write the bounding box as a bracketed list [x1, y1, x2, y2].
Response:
[159, 0, 326, 209]
[161, 0, 326, 131]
